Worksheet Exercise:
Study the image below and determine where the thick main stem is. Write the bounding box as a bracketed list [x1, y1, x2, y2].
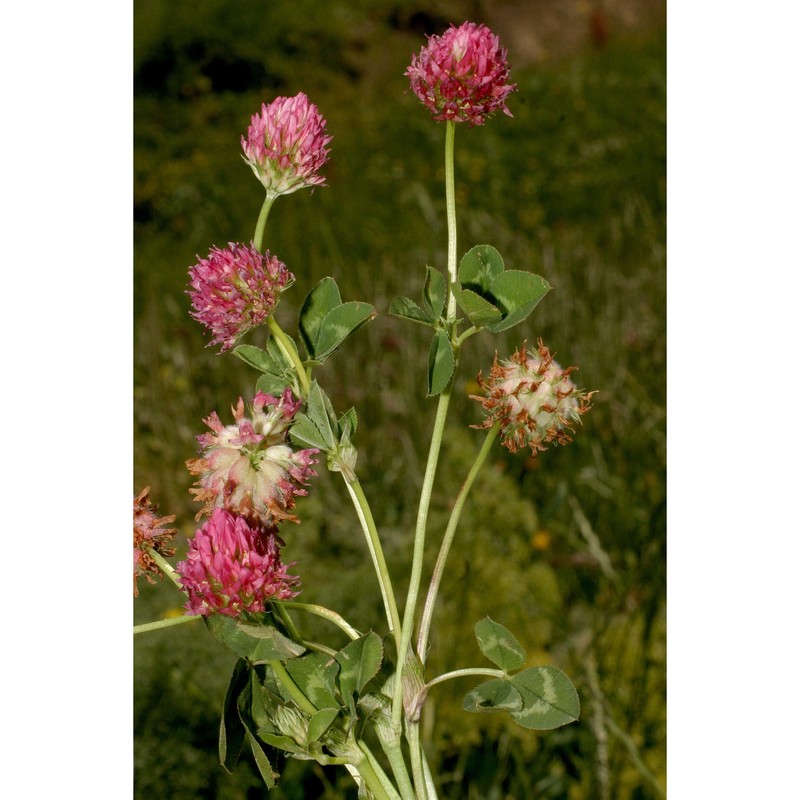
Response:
[417, 423, 500, 662]
[393, 389, 452, 726]
[342, 475, 403, 654]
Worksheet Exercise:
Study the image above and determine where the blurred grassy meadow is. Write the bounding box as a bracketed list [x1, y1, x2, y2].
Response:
[134, 1, 666, 798]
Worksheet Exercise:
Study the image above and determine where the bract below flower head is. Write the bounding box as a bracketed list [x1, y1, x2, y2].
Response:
[176, 508, 301, 617]
[133, 487, 177, 597]
[406, 21, 516, 126]
[472, 340, 594, 455]
[188, 242, 294, 352]
[242, 92, 332, 197]
[188, 388, 319, 526]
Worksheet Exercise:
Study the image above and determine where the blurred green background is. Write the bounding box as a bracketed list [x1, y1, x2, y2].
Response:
[134, 1, 666, 797]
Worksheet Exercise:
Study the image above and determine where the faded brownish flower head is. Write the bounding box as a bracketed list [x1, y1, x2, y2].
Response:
[406, 21, 516, 126]
[187, 389, 319, 526]
[133, 487, 177, 597]
[473, 340, 594, 455]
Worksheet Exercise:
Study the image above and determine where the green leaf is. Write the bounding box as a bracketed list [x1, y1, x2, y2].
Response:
[233, 344, 281, 374]
[462, 679, 522, 713]
[299, 277, 342, 358]
[508, 666, 580, 730]
[245, 730, 277, 788]
[422, 266, 447, 319]
[258, 732, 308, 755]
[388, 296, 435, 326]
[314, 301, 376, 362]
[256, 372, 292, 396]
[486, 271, 551, 333]
[289, 412, 329, 451]
[285, 653, 340, 711]
[219, 659, 249, 772]
[305, 381, 337, 451]
[452, 285, 503, 327]
[458, 245, 505, 294]
[206, 615, 306, 663]
[427, 330, 455, 397]
[307, 707, 340, 743]
[475, 617, 526, 672]
[337, 407, 358, 439]
[335, 632, 384, 705]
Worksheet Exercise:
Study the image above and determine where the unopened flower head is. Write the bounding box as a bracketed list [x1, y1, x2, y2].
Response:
[406, 21, 516, 126]
[473, 340, 594, 455]
[188, 388, 319, 525]
[242, 92, 332, 197]
[133, 487, 177, 597]
[176, 508, 300, 617]
[188, 243, 294, 352]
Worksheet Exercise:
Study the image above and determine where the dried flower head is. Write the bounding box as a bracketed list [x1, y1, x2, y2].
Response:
[242, 92, 332, 197]
[188, 242, 294, 352]
[473, 340, 594, 455]
[406, 21, 516, 126]
[176, 508, 301, 617]
[133, 487, 177, 597]
[188, 388, 319, 525]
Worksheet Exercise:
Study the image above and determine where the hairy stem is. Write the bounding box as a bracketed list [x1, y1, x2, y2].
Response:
[253, 192, 276, 252]
[425, 667, 506, 690]
[393, 388, 452, 726]
[133, 615, 200, 635]
[266, 315, 311, 397]
[343, 474, 403, 654]
[278, 600, 361, 640]
[417, 423, 500, 661]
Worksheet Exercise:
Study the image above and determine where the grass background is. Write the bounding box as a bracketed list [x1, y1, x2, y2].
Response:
[134, 1, 666, 797]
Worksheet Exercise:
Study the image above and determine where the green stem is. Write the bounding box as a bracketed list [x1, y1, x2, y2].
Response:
[267, 659, 317, 716]
[455, 325, 479, 347]
[417, 423, 500, 662]
[406, 722, 429, 800]
[421, 751, 439, 800]
[266, 315, 311, 397]
[444, 121, 457, 322]
[253, 192, 276, 252]
[425, 667, 506, 690]
[272, 600, 302, 642]
[393, 388, 452, 726]
[133, 615, 200, 635]
[147, 548, 183, 591]
[278, 601, 361, 640]
[300, 640, 338, 658]
[379, 736, 416, 800]
[342, 474, 403, 653]
[353, 746, 398, 800]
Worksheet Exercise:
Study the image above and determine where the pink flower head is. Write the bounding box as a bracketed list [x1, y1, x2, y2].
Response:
[133, 487, 177, 597]
[242, 92, 332, 196]
[187, 242, 294, 352]
[406, 21, 516, 126]
[188, 388, 319, 525]
[176, 508, 301, 617]
[472, 340, 594, 455]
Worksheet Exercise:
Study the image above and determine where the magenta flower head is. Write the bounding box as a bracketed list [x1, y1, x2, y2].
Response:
[472, 340, 595, 455]
[187, 388, 319, 526]
[242, 92, 332, 197]
[405, 21, 516, 126]
[187, 242, 294, 352]
[133, 487, 177, 597]
[176, 508, 301, 617]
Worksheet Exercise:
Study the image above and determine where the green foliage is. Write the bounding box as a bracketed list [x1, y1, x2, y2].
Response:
[134, 4, 666, 796]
